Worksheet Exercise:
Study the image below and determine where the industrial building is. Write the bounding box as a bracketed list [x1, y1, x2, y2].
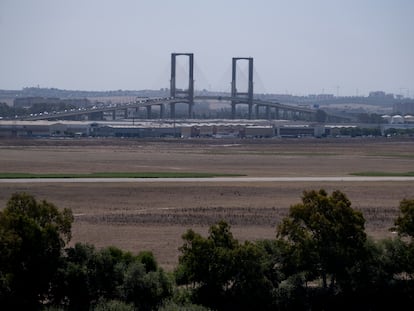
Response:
[0, 120, 323, 138]
[2, 119, 409, 139]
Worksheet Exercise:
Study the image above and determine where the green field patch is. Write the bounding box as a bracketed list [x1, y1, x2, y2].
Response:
[0, 172, 245, 179]
[350, 171, 414, 177]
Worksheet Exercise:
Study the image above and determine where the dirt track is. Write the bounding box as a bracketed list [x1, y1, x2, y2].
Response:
[1, 137, 413, 270]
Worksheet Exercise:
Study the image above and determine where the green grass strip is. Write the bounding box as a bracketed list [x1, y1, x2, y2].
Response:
[0, 172, 245, 179]
[350, 171, 414, 177]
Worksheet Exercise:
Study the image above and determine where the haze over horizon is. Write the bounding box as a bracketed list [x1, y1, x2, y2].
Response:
[1, 0, 413, 97]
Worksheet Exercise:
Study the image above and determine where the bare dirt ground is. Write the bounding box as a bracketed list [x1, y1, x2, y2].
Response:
[1, 136, 414, 270]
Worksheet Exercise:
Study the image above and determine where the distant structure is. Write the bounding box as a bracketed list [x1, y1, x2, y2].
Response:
[170, 53, 194, 118]
[0, 119, 327, 139]
[393, 102, 414, 115]
[368, 91, 395, 99]
[13, 97, 89, 109]
[231, 57, 254, 119]
[2, 54, 411, 122]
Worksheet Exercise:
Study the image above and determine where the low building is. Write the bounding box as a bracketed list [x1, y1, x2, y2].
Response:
[277, 124, 325, 138]
[0, 121, 50, 137]
[90, 124, 180, 138]
[0, 120, 340, 139]
[50, 122, 90, 137]
[243, 126, 274, 138]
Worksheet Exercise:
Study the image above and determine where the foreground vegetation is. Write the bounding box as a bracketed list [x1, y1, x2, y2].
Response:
[1, 191, 414, 310]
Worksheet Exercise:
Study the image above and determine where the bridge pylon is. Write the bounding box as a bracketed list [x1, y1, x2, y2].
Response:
[170, 53, 194, 118]
[231, 57, 254, 119]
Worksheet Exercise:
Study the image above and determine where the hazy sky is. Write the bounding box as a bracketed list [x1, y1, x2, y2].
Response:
[1, 0, 413, 96]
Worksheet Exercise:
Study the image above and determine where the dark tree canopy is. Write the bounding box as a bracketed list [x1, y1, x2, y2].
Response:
[176, 221, 276, 311]
[50, 242, 172, 311]
[394, 199, 414, 238]
[276, 189, 367, 289]
[2, 190, 414, 310]
[0, 192, 73, 309]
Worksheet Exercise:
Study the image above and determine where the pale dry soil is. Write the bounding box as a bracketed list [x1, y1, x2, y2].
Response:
[0, 137, 413, 270]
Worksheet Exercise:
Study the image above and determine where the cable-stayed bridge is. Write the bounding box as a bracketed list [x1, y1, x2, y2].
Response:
[22, 53, 326, 122]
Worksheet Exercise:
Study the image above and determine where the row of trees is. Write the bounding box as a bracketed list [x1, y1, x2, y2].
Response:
[177, 190, 414, 310]
[1, 191, 414, 310]
[0, 102, 78, 118]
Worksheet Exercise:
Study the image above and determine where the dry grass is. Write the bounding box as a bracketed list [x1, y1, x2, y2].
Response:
[0, 136, 414, 270]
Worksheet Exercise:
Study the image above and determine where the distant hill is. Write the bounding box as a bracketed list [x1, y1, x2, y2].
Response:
[0, 87, 170, 99]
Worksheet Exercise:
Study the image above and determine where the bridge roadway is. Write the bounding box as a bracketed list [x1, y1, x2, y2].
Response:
[20, 95, 317, 121]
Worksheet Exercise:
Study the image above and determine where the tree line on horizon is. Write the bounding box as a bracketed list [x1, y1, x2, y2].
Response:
[1, 190, 414, 310]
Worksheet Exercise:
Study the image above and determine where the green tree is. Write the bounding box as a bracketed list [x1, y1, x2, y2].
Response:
[227, 241, 276, 310]
[119, 260, 172, 311]
[138, 251, 158, 273]
[53, 243, 98, 310]
[93, 299, 134, 311]
[0, 192, 73, 310]
[276, 189, 367, 290]
[159, 300, 212, 311]
[176, 221, 237, 308]
[176, 221, 276, 311]
[391, 198, 414, 280]
[52, 243, 171, 311]
[393, 199, 414, 238]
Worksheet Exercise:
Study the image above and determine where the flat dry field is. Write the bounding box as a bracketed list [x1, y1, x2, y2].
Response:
[0, 137, 414, 270]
